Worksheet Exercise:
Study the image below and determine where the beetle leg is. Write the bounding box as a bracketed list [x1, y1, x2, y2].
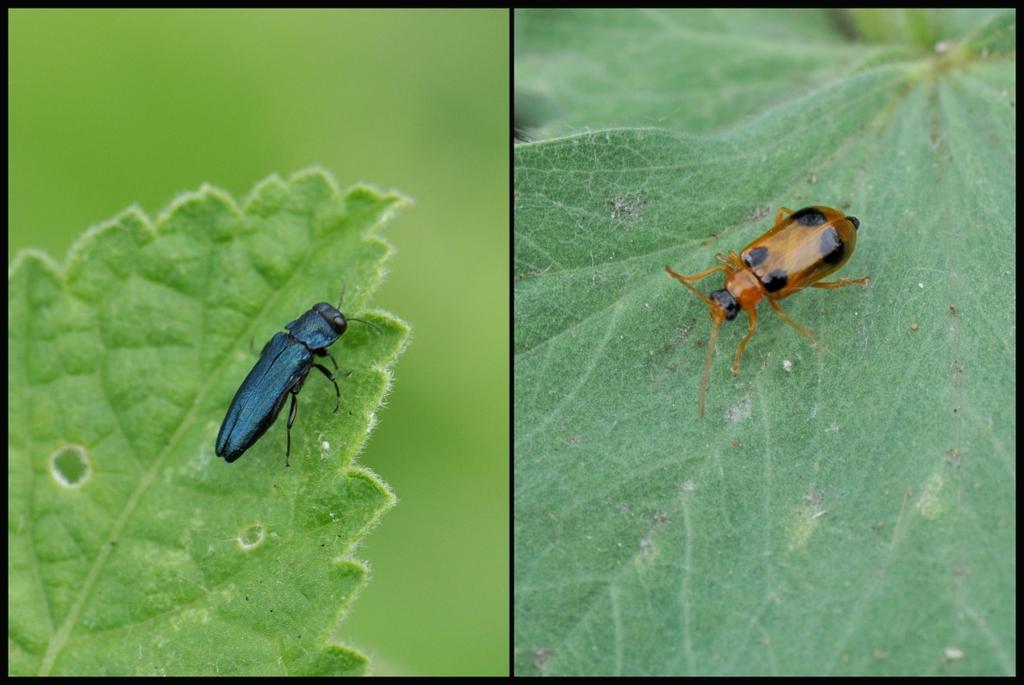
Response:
[767, 298, 818, 348]
[714, 251, 743, 269]
[775, 207, 793, 225]
[666, 263, 730, 283]
[285, 392, 298, 467]
[315, 348, 340, 370]
[810, 276, 871, 289]
[665, 264, 730, 307]
[724, 250, 744, 269]
[731, 307, 758, 374]
[313, 363, 342, 413]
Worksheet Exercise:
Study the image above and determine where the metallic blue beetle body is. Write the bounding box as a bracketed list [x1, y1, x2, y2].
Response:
[216, 302, 348, 464]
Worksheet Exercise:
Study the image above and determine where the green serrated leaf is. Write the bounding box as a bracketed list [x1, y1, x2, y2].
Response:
[9, 167, 411, 675]
[514, 9, 1014, 677]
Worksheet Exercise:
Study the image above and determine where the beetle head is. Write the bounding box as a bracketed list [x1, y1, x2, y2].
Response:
[709, 289, 739, 321]
[314, 302, 348, 334]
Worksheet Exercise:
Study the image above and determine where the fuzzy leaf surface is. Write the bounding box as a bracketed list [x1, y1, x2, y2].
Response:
[9, 168, 410, 675]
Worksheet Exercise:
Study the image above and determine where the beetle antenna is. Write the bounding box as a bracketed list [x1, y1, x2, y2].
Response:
[699, 317, 721, 418]
[347, 317, 382, 334]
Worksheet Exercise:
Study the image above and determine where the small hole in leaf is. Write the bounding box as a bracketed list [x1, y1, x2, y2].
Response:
[237, 523, 265, 550]
[49, 445, 90, 488]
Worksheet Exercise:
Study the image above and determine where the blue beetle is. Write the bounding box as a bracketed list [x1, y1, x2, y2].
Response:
[215, 297, 377, 465]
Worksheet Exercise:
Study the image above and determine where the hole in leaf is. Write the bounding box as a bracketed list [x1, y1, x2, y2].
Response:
[49, 445, 90, 488]
[237, 523, 266, 550]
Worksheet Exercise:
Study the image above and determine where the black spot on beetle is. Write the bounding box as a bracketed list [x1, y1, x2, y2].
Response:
[790, 207, 827, 226]
[821, 226, 846, 265]
[847, 215, 860, 230]
[710, 289, 740, 321]
[743, 246, 769, 268]
[762, 269, 789, 293]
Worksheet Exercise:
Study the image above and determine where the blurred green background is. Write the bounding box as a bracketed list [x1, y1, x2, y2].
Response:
[9, 9, 508, 676]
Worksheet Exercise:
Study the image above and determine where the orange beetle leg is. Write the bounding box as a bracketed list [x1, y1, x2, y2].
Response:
[725, 250, 745, 268]
[664, 264, 730, 307]
[768, 298, 818, 348]
[775, 207, 793, 225]
[810, 276, 871, 289]
[712, 251, 745, 269]
[730, 307, 758, 375]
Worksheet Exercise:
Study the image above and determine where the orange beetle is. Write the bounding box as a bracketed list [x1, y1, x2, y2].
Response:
[665, 206, 869, 417]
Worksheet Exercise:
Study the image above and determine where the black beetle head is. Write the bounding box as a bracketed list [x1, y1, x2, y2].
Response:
[847, 216, 860, 230]
[314, 302, 348, 334]
[710, 289, 739, 321]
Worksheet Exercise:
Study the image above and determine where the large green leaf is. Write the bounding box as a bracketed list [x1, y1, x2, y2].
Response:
[514, 10, 1014, 676]
[515, 8, 1002, 139]
[9, 168, 410, 675]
